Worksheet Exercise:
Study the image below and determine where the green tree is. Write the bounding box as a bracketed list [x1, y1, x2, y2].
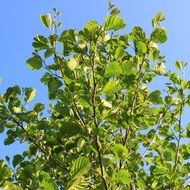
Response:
[0, 3, 190, 190]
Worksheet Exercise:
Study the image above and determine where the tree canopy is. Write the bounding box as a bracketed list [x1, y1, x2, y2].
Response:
[0, 2, 190, 190]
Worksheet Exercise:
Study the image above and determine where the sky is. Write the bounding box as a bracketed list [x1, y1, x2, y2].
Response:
[0, 0, 190, 160]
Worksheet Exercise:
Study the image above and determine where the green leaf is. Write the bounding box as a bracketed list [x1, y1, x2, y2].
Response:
[4, 183, 24, 190]
[151, 28, 168, 43]
[186, 123, 190, 137]
[39, 171, 57, 190]
[163, 150, 172, 161]
[78, 98, 91, 108]
[121, 61, 136, 76]
[66, 177, 90, 190]
[26, 55, 43, 70]
[175, 61, 183, 71]
[149, 48, 160, 61]
[60, 122, 83, 137]
[70, 156, 91, 180]
[135, 41, 147, 54]
[110, 8, 120, 15]
[105, 61, 122, 77]
[40, 14, 52, 28]
[187, 94, 190, 106]
[25, 88, 36, 103]
[104, 15, 126, 31]
[4, 137, 15, 145]
[114, 47, 125, 60]
[84, 20, 100, 34]
[152, 12, 166, 28]
[59, 29, 76, 42]
[130, 26, 146, 41]
[148, 90, 163, 104]
[169, 73, 180, 84]
[0, 122, 4, 134]
[48, 78, 62, 99]
[102, 80, 121, 94]
[44, 48, 54, 58]
[48, 78, 62, 93]
[33, 35, 49, 51]
[0, 163, 13, 185]
[33, 103, 45, 113]
[181, 80, 188, 90]
[111, 144, 128, 160]
[137, 178, 146, 190]
[13, 154, 24, 168]
[114, 170, 131, 185]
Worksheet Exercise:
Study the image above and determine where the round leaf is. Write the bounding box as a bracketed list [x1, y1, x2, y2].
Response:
[26, 56, 43, 70]
[104, 15, 126, 31]
[151, 27, 167, 43]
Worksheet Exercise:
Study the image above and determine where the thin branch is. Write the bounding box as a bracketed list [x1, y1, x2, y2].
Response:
[122, 57, 145, 147]
[72, 100, 95, 141]
[91, 52, 108, 190]
[173, 92, 184, 172]
[36, 52, 63, 80]
[10, 115, 69, 172]
[128, 109, 167, 169]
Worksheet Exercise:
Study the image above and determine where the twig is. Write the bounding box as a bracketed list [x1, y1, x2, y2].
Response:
[91, 52, 108, 190]
[128, 109, 167, 169]
[173, 92, 184, 172]
[10, 115, 69, 172]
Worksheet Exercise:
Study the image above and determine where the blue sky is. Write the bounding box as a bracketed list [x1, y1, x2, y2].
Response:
[0, 0, 190, 159]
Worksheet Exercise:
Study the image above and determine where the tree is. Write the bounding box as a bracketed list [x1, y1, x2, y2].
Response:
[0, 3, 190, 190]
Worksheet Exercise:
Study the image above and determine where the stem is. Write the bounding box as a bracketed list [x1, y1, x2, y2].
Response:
[91, 53, 108, 190]
[122, 57, 145, 147]
[173, 91, 184, 172]
[72, 100, 95, 141]
[120, 58, 146, 171]
[128, 108, 167, 169]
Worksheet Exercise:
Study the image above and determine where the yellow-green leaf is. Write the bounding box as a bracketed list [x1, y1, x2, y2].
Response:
[104, 15, 126, 31]
[40, 13, 52, 28]
[105, 61, 122, 77]
[68, 58, 78, 71]
[25, 88, 36, 103]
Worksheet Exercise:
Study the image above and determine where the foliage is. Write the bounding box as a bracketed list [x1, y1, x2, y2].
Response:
[0, 3, 190, 190]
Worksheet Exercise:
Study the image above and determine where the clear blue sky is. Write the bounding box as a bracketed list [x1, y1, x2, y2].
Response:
[0, 0, 190, 159]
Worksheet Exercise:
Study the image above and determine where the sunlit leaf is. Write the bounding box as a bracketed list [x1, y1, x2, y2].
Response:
[70, 157, 91, 180]
[105, 61, 122, 77]
[26, 56, 43, 70]
[152, 12, 166, 28]
[114, 170, 131, 185]
[102, 80, 121, 94]
[25, 88, 36, 103]
[40, 13, 52, 28]
[151, 27, 167, 43]
[104, 15, 126, 31]
[68, 57, 78, 71]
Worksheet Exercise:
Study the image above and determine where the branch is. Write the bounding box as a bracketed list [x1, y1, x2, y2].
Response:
[91, 53, 108, 190]
[122, 57, 146, 147]
[72, 100, 95, 141]
[10, 115, 69, 172]
[36, 52, 63, 80]
[173, 92, 184, 172]
[128, 109, 167, 169]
